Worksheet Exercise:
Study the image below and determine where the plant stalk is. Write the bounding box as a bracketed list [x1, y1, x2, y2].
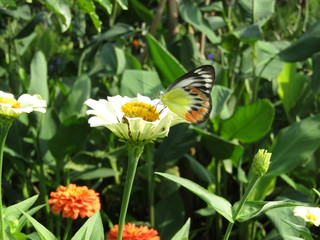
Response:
[117, 142, 145, 240]
[0, 119, 13, 240]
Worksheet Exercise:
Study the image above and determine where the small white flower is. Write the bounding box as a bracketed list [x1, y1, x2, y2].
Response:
[85, 94, 186, 142]
[0, 91, 46, 118]
[294, 206, 320, 227]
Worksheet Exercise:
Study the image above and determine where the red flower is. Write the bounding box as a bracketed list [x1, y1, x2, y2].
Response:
[48, 183, 101, 220]
[106, 223, 160, 240]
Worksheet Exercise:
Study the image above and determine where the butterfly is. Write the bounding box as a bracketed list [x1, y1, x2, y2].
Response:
[160, 65, 215, 124]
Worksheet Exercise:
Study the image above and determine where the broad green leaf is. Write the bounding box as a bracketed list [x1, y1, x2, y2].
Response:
[120, 70, 162, 99]
[94, 0, 112, 14]
[196, 129, 243, 166]
[59, 74, 91, 121]
[129, 0, 153, 24]
[155, 192, 185, 240]
[4, 195, 39, 220]
[210, 85, 232, 118]
[238, 0, 275, 23]
[71, 212, 104, 240]
[277, 63, 306, 117]
[234, 23, 262, 42]
[77, 0, 101, 32]
[42, 0, 71, 32]
[49, 119, 90, 160]
[156, 172, 233, 222]
[19, 210, 57, 240]
[145, 34, 186, 86]
[155, 124, 197, 168]
[179, 0, 220, 44]
[116, 0, 128, 10]
[171, 218, 191, 240]
[70, 168, 118, 180]
[221, 99, 274, 143]
[15, 12, 47, 39]
[266, 207, 305, 239]
[185, 155, 214, 184]
[283, 220, 314, 240]
[237, 200, 310, 222]
[29, 51, 48, 101]
[267, 114, 320, 176]
[279, 20, 320, 61]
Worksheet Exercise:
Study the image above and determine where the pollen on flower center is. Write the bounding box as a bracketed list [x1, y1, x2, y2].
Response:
[306, 212, 317, 221]
[0, 97, 21, 108]
[121, 102, 160, 122]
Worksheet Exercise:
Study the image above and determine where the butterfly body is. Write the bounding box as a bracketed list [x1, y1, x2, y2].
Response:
[160, 65, 215, 124]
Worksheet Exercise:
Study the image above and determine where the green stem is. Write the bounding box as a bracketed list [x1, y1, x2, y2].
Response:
[146, 143, 155, 227]
[62, 218, 72, 240]
[223, 175, 261, 240]
[117, 142, 145, 240]
[0, 118, 13, 240]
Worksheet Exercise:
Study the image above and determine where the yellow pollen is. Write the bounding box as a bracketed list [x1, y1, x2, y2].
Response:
[121, 102, 160, 122]
[0, 97, 21, 108]
[306, 212, 317, 221]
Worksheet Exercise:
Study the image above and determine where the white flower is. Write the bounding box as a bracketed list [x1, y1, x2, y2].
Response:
[294, 206, 320, 226]
[85, 94, 186, 142]
[0, 91, 46, 118]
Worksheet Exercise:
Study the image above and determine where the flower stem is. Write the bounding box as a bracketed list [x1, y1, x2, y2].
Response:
[117, 142, 145, 240]
[0, 118, 13, 240]
[62, 218, 72, 240]
[223, 175, 261, 240]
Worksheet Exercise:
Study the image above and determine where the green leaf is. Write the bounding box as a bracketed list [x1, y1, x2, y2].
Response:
[156, 172, 233, 222]
[221, 99, 274, 143]
[277, 63, 307, 118]
[4, 195, 39, 220]
[278, 20, 320, 61]
[179, 0, 220, 44]
[171, 218, 191, 240]
[19, 209, 57, 240]
[155, 124, 197, 168]
[120, 70, 162, 99]
[145, 34, 186, 86]
[155, 192, 185, 240]
[71, 212, 104, 240]
[15, 12, 48, 39]
[210, 85, 232, 118]
[129, 0, 153, 24]
[185, 155, 214, 184]
[42, 0, 71, 32]
[70, 168, 118, 180]
[29, 51, 48, 101]
[197, 129, 244, 166]
[238, 0, 275, 23]
[94, 0, 112, 14]
[283, 220, 314, 240]
[237, 200, 309, 222]
[266, 207, 305, 239]
[77, 0, 101, 32]
[267, 114, 320, 176]
[59, 75, 91, 122]
[116, 0, 128, 10]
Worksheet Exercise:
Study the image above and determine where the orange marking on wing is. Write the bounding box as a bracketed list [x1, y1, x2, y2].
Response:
[185, 113, 197, 123]
[185, 86, 194, 89]
[202, 101, 210, 107]
[190, 88, 201, 94]
[199, 94, 208, 100]
[191, 111, 204, 121]
[198, 107, 208, 114]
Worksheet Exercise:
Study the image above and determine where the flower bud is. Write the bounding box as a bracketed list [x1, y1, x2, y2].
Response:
[251, 149, 271, 177]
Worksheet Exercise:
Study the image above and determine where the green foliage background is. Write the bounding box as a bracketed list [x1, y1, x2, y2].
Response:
[0, 0, 320, 239]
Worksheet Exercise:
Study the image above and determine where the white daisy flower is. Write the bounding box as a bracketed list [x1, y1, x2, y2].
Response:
[85, 94, 186, 142]
[0, 91, 46, 118]
[294, 206, 320, 227]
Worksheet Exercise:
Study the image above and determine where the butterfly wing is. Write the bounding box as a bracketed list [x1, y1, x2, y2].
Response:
[161, 65, 215, 124]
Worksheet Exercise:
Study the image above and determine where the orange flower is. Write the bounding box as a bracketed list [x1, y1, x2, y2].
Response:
[106, 223, 160, 240]
[48, 183, 101, 220]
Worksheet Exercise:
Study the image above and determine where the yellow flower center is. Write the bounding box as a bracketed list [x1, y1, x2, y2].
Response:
[306, 212, 317, 221]
[121, 102, 160, 122]
[0, 97, 21, 108]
